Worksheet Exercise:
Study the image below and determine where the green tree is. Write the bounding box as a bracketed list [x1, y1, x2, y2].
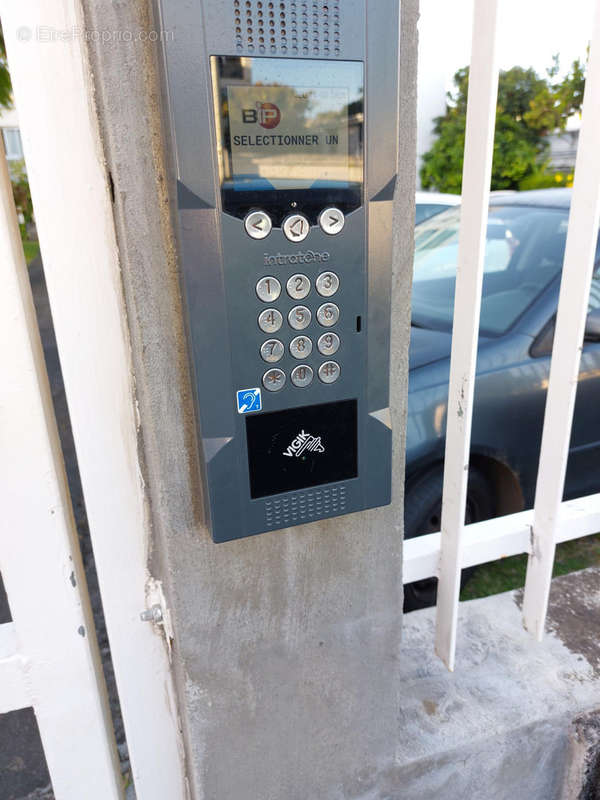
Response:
[420, 58, 585, 193]
[0, 24, 13, 109]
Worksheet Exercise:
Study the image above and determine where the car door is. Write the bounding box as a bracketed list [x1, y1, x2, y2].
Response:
[565, 264, 600, 498]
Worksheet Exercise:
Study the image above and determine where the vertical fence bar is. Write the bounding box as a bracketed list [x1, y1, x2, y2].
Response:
[1, 3, 187, 796]
[434, 0, 500, 670]
[522, 6, 600, 640]
[0, 139, 123, 797]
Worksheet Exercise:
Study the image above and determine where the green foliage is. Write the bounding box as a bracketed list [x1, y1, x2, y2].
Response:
[0, 24, 13, 110]
[11, 160, 33, 222]
[421, 57, 586, 193]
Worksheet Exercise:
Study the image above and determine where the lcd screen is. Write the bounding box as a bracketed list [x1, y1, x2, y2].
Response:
[212, 56, 363, 220]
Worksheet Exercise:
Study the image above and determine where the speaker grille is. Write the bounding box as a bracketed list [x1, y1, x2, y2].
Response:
[233, 0, 341, 57]
[264, 485, 347, 528]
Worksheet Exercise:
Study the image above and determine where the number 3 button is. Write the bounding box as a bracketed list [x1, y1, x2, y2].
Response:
[316, 271, 339, 297]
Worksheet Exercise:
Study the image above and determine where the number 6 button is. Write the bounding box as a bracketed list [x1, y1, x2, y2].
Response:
[317, 302, 339, 327]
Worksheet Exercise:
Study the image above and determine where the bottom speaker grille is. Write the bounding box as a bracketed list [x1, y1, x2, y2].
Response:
[264, 485, 347, 529]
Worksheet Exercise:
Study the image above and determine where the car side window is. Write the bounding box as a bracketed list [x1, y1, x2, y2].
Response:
[532, 230, 600, 358]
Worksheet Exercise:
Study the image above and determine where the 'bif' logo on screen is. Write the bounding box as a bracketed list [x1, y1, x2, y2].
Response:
[242, 102, 281, 129]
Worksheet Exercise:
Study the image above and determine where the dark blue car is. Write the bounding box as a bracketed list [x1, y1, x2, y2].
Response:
[405, 189, 600, 608]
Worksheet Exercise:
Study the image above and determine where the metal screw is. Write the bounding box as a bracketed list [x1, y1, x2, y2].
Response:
[140, 604, 163, 623]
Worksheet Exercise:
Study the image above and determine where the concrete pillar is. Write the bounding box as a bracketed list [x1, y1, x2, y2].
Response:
[82, 1, 418, 795]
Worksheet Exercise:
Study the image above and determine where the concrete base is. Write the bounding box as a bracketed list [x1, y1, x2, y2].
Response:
[393, 568, 600, 800]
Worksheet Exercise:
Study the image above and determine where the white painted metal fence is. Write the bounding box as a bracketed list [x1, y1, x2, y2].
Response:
[1, 0, 600, 794]
[404, 0, 600, 670]
[0, 0, 187, 797]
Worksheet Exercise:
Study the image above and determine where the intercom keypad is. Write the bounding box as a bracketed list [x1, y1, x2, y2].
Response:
[167, 33, 398, 541]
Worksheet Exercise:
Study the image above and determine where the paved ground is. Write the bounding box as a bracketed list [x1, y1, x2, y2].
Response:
[0, 257, 130, 799]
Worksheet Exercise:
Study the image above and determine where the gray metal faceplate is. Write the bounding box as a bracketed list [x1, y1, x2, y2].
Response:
[160, 0, 399, 542]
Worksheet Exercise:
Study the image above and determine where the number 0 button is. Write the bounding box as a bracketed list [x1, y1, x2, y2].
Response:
[256, 276, 281, 303]
[288, 305, 311, 330]
[291, 365, 313, 387]
[317, 302, 339, 327]
[260, 339, 284, 363]
[316, 271, 339, 297]
[258, 308, 283, 334]
[286, 274, 311, 300]
[263, 368, 286, 392]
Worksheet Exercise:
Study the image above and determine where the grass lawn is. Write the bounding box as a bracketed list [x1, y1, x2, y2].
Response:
[460, 532, 600, 600]
[23, 238, 40, 264]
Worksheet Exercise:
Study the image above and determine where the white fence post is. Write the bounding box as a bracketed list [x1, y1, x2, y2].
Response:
[1, 3, 187, 796]
[0, 139, 123, 797]
[522, 5, 600, 640]
[434, 0, 500, 671]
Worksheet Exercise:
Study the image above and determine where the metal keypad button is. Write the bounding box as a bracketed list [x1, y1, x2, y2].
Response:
[256, 276, 281, 303]
[316, 302, 339, 327]
[289, 335, 313, 359]
[286, 273, 311, 300]
[244, 210, 272, 240]
[318, 361, 340, 384]
[262, 368, 286, 392]
[291, 364, 314, 388]
[318, 206, 345, 235]
[315, 271, 339, 297]
[288, 305, 311, 330]
[282, 213, 310, 243]
[260, 339, 284, 363]
[317, 332, 340, 356]
[258, 308, 283, 334]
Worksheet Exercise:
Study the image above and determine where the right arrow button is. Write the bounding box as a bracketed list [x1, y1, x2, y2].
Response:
[318, 206, 345, 236]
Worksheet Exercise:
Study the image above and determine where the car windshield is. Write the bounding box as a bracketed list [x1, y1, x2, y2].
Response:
[412, 204, 570, 336]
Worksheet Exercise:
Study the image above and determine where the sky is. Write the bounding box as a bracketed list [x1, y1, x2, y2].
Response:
[417, 0, 596, 162]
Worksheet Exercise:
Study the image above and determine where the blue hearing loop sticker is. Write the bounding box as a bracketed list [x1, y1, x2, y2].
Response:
[237, 387, 262, 414]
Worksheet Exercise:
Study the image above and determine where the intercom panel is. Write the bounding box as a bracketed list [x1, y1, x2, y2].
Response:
[159, 0, 399, 542]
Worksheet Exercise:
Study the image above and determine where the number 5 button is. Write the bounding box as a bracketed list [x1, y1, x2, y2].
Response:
[288, 305, 311, 330]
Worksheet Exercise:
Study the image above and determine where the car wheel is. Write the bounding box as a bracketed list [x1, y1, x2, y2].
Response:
[403, 466, 495, 612]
